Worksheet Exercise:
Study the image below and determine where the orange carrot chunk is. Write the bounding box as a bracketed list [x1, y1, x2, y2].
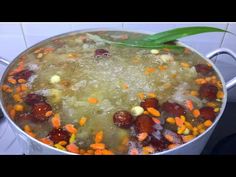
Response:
[185, 100, 194, 111]
[95, 131, 104, 143]
[147, 107, 160, 117]
[90, 143, 105, 150]
[64, 124, 77, 134]
[51, 114, 61, 129]
[66, 143, 79, 154]
[88, 97, 98, 104]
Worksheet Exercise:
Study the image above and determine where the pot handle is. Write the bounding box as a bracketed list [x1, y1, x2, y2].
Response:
[0, 56, 10, 119]
[0, 56, 10, 66]
[206, 48, 236, 91]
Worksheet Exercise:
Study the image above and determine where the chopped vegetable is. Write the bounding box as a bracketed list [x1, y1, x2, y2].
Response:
[39, 138, 54, 146]
[64, 124, 77, 134]
[175, 117, 184, 127]
[7, 77, 17, 84]
[152, 117, 161, 124]
[166, 117, 175, 124]
[203, 120, 213, 127]
[182, 135, 194, 143]
[192, 109, 200, 118]
[54, 144, 66, 151]
[66, 143, 79, 154]
[50, 75, 61, 84]
[185, 100, 194, 111]
[131, 106, 144, 116]
[90, 143, 105, 150]
[88, 97, 99, 104]
[217, 91, 224, 99]
[95, 131, 103, 143]
[137, 132, 148, 141]
[147, 107, 160, 117]
[51, 114, 61, 129]
[14, 104, 24, 112]
[69, 134, 76, 144]
[79, 117, 87, 126]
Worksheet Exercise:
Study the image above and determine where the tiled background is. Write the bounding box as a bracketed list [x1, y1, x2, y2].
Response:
[0, 22, 236, 154]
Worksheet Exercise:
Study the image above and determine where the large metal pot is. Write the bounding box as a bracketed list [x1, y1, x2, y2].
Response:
[1, 28, 236, 155]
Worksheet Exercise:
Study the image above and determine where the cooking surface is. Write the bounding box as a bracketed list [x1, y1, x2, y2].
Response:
[1, 102, 236, 154]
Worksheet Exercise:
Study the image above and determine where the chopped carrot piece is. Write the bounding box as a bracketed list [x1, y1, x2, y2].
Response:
[164, 134, 174, 143]
[2, 84, 13, 93]
[190, 90, 199, 96]
[65, 124, 77, 134]
[122, 83, 129, 89]
[137, 92, 145, 100]
[17, 79, 27, 84]
[45, 111, 53, 117]
[58, 141, 67, 146]
[152, 117, 161, 124]
[142, 146, 155, 154]
[20, 84, 28, 91]
[184, 121, 193, 130]
[147, 107, 160, 117]
[129, 148, 139, 155]
[27, 132, 36, 138]
[95, 131, 103, 143]
[66, 143, 79, 154]
[147, 93, 157, 98]
[217, 91, 224, 99]
[195, 78, 207, 85]
[137, 132, 148, 141]
[175, 117, 184, 127]
[79, 149, 85, 155]
[214, 108, 220, 112]
[9, 109, 16, 119]
[197, 124, 205, 130]
[88, 97, 98, 104]
[143, 111, 149, 115]
[87, 150, 94, 155]
[79, 117, 87, 126]
[204, 120, 213, 127]
[39, 138, 54, 146]
[177, 125, 186, 134]
[24, 124, 32, 132]
[168, 144, 180, 150]
[90, 143, 105, 150]
[199, 129, 205, 134]
[7, 77, 17, 84]
[102, 149, 114, 155]
[180, 62, 190, 68]
[158, 65, 168, 71]
[185, 100, 194, 111]
[145, 67, 156, 74]
[94, 149, 103, 155]
[182, 135, 194, 143]
[206, 102, 217, 108]
[13, 94, 23, 102]
[51, 114, 61, 129]
[14, 104, 24, 112]
[192, 109, 200, 118]
[9, 60, 24, 76]
[166, 117, 175, 124]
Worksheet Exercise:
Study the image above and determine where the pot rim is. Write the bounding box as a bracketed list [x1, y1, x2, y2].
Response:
[0, 28, 227, 155]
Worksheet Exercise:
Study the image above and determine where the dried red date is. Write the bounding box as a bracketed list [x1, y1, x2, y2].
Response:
[162, 102, 186, 116]
[195, 64, 213, 75]
[140, 98, 159, 110]
[24, 93, 46, 105]
[134, 114, 155, 134]
[32, 102, 52, 121]
[113, 111, 133, 128]
[199, 84, 218, 101]
[48, 128, 70, 144]
[200, 107, 216, 120]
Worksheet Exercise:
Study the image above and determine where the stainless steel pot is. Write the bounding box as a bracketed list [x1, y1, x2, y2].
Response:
[1, 28, 236, 155]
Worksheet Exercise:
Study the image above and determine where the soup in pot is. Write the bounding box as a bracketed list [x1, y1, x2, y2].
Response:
[1, 31, 224, 155]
